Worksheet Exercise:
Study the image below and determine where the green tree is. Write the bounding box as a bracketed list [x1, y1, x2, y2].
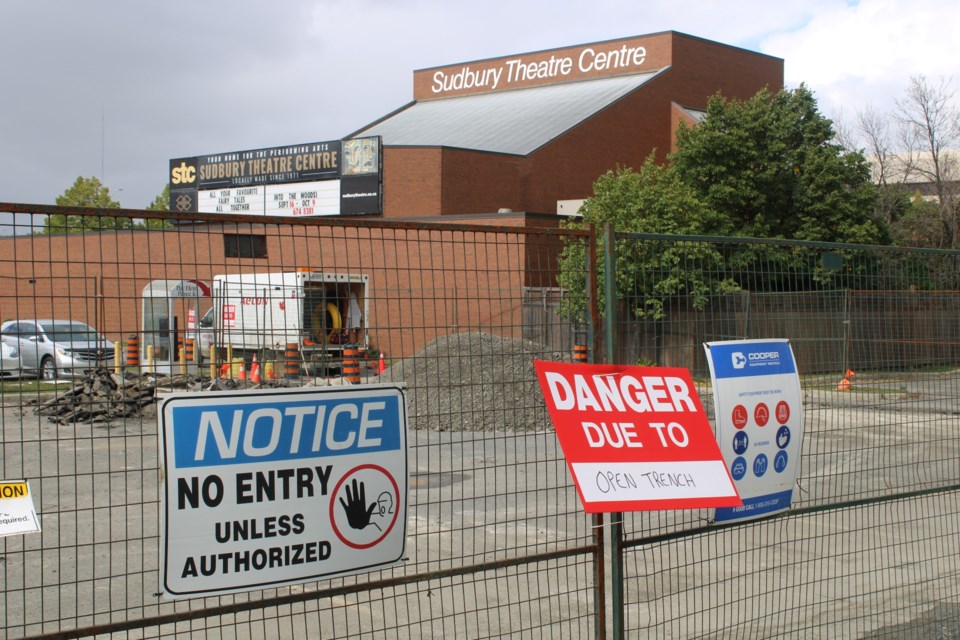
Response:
[43, 176, 129, 233]
[139, 184, 174, 229]
[557, 159, 735, 320]
[558, 85, 889, 320]
[890, 194, 944, 247]
[671, 85, 886, 244]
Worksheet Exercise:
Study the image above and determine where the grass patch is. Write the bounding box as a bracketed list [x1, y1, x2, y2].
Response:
[0, 378, 69, 395]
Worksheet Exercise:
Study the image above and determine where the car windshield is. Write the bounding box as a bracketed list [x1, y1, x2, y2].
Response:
[39, 322, 104, 343]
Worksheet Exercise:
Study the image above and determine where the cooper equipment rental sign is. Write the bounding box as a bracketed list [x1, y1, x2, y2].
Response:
[159, 385, 408, 597]
[534, 361, 741, 512]
[704, 339, 803, 523]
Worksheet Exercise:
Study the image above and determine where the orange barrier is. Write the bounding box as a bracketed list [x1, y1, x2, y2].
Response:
[126, 334, 139, 366]
[573, 344, 588, 363]
[285, 343, 300, 378]
[343, 345, 360, 384]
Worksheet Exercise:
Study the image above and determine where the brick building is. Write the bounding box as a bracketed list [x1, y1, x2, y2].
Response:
[0, 32, 783, 358]
[352, 30, 782, 220]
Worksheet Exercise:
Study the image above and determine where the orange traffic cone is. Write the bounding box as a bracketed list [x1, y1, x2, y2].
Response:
[846, 369, 856, 379]
[237, 364, 247, 381]
[377, 352, 387, 374]
[250, 354, 261, 384]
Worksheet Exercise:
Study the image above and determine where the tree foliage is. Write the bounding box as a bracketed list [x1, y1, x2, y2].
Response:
[43, 176, 129, 233]
[842, 75, 960, 248]
[558, 85, 889, 320]
[141, 184, 174, 229]
[670, 86, 886, 244]
[894, 76, 960, 247]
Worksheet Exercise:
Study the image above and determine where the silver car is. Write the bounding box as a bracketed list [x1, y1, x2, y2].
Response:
[0, 340, 22, 379]
[0, 320, 114, 380]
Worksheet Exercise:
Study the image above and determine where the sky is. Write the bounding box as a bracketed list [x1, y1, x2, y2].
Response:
[1, 0, 957, 210]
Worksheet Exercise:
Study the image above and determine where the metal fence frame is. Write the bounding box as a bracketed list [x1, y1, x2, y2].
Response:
[1, 204, 959, 638]
[604, 228, 960, 638]
[0, 204, 601, 639]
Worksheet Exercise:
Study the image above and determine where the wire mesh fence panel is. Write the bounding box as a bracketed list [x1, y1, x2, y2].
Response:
[8, 207, 957, 638]
[609, 233, 960, 637]
[0, 205, 599, 639]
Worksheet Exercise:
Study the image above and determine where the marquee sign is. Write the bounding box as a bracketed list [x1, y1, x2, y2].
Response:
[169, 137, 382, 217]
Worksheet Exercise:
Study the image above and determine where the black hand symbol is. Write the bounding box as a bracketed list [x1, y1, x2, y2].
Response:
[339, 478, 376, 530]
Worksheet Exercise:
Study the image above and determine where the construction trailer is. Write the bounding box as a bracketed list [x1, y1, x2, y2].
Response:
[207, 270, 369, 375]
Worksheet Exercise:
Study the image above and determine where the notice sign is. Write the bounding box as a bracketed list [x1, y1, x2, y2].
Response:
[704, 340, 803, 523]
[0, 481, 41, 537]
[534, 361, 741, 512]
[159, 385, 408, 597]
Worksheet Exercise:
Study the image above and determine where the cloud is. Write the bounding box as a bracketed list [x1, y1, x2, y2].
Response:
[0, 0, 954, 210]
[762, 0, 960, 117]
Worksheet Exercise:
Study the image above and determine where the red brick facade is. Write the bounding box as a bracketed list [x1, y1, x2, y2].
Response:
[0, 33, 781, 359]
[382, 31, 782, 219]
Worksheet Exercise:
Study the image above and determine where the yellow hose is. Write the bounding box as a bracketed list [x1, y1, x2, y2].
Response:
[311, 302, 342, 342]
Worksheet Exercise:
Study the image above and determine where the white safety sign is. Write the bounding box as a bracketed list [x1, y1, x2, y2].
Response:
[159, 385, 408, 597]
[704, 339, 803, 523]
[0, 481, 41, 537]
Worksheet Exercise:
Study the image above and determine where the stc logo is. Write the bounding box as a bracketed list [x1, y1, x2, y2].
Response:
[732, 352, 747, 369]
[170, 161, 196, 185]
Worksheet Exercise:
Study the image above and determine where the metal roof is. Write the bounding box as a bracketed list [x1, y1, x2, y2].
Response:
[352, 70, 664, 156]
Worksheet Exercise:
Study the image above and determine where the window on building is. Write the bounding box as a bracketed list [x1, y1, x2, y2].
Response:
[224, 234, 267, 259]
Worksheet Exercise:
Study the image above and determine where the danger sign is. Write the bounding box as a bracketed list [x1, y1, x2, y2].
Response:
[534, 361, 741, 512]
[159, 385, 408, 597]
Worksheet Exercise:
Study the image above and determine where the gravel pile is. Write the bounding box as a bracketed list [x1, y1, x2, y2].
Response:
[378, 332, 568, 432]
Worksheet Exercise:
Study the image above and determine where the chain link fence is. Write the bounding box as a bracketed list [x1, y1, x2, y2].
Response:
[606, 232, 960, 638]
[0, 204, 598, 639]
[1, 205, 958, 639]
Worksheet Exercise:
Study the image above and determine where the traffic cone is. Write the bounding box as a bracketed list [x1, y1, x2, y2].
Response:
[237, 365, 247, 381]
[377, 352, 387, 374]
[250, 354, 261, 384]
[836, 378, 851, 391]
[846, 369, 856, 379]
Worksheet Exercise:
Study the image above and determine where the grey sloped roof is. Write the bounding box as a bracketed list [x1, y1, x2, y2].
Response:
[352, 70, 664, 156]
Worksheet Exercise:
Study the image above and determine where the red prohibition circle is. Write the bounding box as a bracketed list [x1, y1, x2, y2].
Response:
[776, 400, 790, 424]
[329, 464, 401, 550]
[754, 402, 770, 427]
[732, 404, 749, 429]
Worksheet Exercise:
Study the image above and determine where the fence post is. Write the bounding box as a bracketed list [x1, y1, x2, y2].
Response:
[603, 223, 624, 640]
[584, 223, 609, 640]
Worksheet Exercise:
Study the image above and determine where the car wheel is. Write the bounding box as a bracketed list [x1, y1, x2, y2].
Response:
[40, 357, 58, 381]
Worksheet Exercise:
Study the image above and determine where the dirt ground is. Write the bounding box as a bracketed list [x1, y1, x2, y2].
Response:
[1, 365, 959, 638]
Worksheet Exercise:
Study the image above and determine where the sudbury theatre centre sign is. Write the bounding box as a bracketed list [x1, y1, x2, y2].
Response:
[414, 33, 674, 100]
[169, 136, 382, 217]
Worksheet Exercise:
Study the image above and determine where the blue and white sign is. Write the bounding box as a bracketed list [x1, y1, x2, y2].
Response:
[705, 340, 803, 523]
[159, 385, 408, 597]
